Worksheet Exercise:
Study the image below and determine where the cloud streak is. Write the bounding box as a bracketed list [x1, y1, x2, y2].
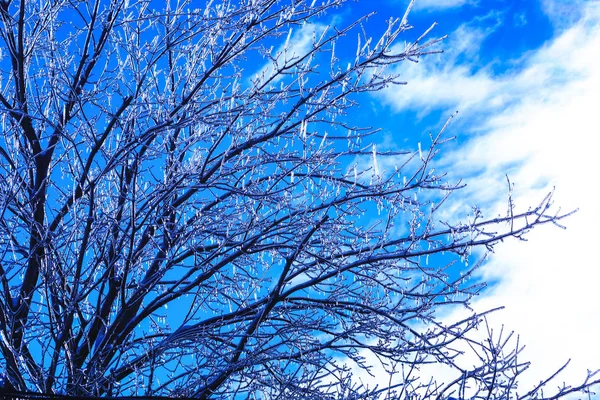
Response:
[412, 0, 477, 12]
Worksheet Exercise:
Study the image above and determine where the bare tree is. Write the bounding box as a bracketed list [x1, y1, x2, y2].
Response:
[0, 0, 596, 398]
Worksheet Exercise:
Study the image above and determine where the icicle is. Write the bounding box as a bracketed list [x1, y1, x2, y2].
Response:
[284, 28, 293, 50]
[355, 33, 361, 64]
[300, 119, 307, 139]
[318, 132, 327, 149]
[372, 144, 380, 177]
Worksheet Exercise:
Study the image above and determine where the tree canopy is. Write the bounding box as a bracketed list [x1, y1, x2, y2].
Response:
[0, 0, 597, 398]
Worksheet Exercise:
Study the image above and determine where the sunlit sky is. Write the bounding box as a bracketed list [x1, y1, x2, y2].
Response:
[335, 0, 599, 395]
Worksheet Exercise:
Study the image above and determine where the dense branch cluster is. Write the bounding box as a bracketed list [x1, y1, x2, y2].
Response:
[0, 0, 596, 398]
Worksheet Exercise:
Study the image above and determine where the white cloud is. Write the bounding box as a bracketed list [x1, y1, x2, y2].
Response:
[373, 3, 600, 397]
[435, 7, 600, 397]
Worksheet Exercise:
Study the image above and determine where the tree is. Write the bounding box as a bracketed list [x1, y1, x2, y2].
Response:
[0, 0, 597, 398]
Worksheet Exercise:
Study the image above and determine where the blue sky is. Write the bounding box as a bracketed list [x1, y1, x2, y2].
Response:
[326, 0, 600, 395]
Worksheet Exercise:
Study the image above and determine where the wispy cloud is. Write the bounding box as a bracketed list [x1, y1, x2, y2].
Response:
[540, 0, 600, 28]
[379, 13, 504, 117]
[412, 0, 478, 11]
[252, 22, 327, 86]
